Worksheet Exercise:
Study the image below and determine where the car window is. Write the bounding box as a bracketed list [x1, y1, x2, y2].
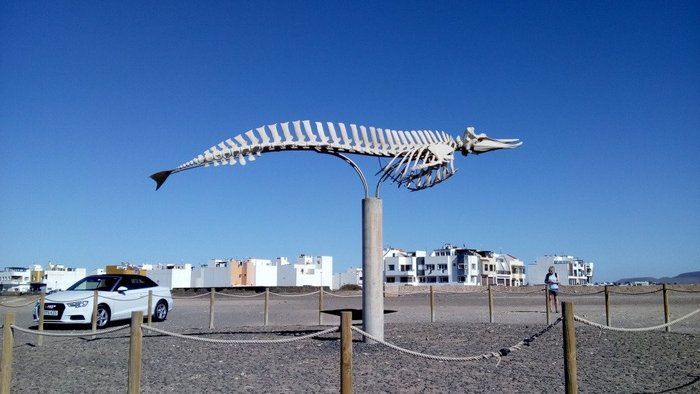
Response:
[68, 276, 119, 291]
[123, 276, 153, 290]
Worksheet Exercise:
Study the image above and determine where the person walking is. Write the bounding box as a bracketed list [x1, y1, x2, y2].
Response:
[544, 266, 560, 313]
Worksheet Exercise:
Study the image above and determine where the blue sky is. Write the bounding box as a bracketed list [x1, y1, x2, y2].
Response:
[1, 1, 698, 282]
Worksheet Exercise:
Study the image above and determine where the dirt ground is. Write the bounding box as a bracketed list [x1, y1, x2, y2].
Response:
[1, 286, 699, 393]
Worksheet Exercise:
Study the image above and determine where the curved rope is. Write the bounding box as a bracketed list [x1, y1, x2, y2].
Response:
[142, 325, 338, 344]
[573, 306, 700, 332]
[268, 291, 319, 297]
[323, 290, 362, 298]
[668, 288, 700, 293]
[11, 324, 130, 337]
[607, 288, 662, 295]
[172, 292, 212, 299]
[558, 289, 606, 296]
[215, 292, 264, 299]
[0, 297, 41, 308]
[350, 318, 562, 363]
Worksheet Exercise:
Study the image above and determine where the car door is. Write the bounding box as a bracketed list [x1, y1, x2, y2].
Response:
[111, 277, 150, 321]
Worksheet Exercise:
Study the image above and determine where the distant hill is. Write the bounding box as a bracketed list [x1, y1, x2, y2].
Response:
[616, 271, 700, 285]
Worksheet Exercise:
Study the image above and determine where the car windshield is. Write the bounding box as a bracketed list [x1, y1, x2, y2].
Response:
[67, 276, 120, 291]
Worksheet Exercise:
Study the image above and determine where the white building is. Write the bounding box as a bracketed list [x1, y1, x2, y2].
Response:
[246, 258, 277, 287]
[384, 248, 424, 285]
[333, 267, 362, 289]
[0, 267, 32, 293]
[383, 245, 524, 286]
[191, 259, 237, 288]
[527, 255, 594, 285]
[43, 264, 87, 291]
[277, 255, 333, 288]
[146, 263, 193, 289]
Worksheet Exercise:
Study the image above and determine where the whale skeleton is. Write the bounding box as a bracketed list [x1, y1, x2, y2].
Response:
[151, 120, 521, 191]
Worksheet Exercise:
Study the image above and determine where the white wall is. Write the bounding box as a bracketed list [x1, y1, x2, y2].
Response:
[44, 268, 87, 291]
[147, 264, 192, 289]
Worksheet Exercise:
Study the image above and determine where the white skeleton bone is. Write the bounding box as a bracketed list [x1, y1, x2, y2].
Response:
[152, 120, 521, 191]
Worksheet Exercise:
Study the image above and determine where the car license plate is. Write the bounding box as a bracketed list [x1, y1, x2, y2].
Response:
[44, 310, 59, 316]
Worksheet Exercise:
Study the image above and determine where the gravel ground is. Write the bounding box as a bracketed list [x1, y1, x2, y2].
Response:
[2, 288, 699, 393]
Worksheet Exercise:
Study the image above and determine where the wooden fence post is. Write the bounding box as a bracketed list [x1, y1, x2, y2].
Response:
[209, 288, 215, 329]
[318, 286, 324, 325]
[562, 302, 578, 394]
[545, 284, 550, 325]
[663, 284, 670, 333]
[430, 286, 436, 323]
[488, 284, 494, 323]
[128, 311, 143, 394]
[264, 288, 270, 326]
[147, 290, 153, 326]
[340, 311, 353, 394]
[1, 313, 15, 394]
[38, 292, 45, 346]
[604, 285, 611, 326]
[91, 290, 99, 334]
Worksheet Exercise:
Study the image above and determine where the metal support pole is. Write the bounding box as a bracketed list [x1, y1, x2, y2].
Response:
[128, 311, 143, 394]
[430, 286, 436, 323]
[1, 313, 15, 394]
[340, 311, 353, 394]
[209, 288, 215, 329]
[604, 285, 611, 327]
[562, 302, 578, 394]
[663, 284, 670, 333]
[362, 197, 383, 343]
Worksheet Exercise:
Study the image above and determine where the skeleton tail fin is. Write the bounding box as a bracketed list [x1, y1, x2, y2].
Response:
[150, 170, 173, 191]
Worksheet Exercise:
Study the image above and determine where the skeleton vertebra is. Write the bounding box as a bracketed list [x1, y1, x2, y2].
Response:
[151, 120, 521, 191]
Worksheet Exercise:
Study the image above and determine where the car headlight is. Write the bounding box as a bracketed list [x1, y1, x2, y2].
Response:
[66, 300, 89, 308]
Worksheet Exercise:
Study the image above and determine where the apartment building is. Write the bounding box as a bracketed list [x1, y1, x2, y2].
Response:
[277, 255, 333, 288]
[384, 245, 524, 286]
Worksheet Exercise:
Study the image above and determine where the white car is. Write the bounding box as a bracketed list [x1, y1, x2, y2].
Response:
[34, 274, 173, 328]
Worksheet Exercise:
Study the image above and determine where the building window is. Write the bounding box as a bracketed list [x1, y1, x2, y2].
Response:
[388, 264, 395, 271]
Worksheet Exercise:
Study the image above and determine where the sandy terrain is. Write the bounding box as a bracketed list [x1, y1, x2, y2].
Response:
[1, 286, 698, 393]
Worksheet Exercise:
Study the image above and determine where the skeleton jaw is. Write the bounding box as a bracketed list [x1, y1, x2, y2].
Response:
[460, 127, 522, 155]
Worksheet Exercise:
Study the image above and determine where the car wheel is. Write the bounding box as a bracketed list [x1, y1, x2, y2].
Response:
[95, 304, 110, 329]
[153, 300, 168, 322]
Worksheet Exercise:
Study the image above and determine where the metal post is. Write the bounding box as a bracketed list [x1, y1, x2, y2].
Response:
[340, 311, 353, 394]
[362, 197, 383, 343]
[430, 286, 436, 323]
[562, 302, 578, 394]
[663, 284, 670, 333]
[604, 285, 611, 327]
[209, 288, 215, 329]
[1, 313, 15, 394]
[545, 284, 550, 325]
[38, 292, 45, 346]
[488, 284, 494, 323]
[128, 311, 143, 394]
[264, 288, 270, 326]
